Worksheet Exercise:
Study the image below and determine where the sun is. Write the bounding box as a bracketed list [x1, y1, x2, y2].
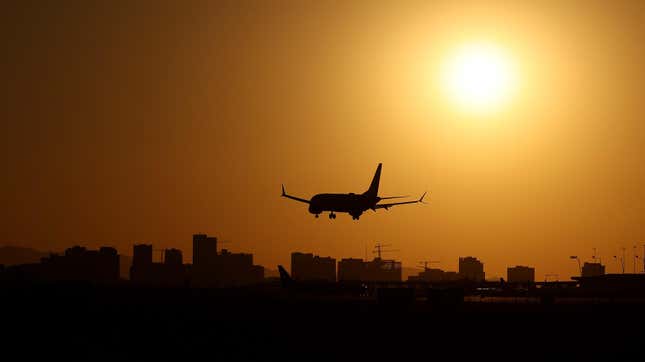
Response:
[441, 43, 517, 113]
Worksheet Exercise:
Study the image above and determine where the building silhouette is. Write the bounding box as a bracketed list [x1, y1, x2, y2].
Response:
[507, 265, 535, 283]
[443, 271, 460, 281]
[459, 256, 485, 282]
[193, 234, 217, 266]
[337, 256, 402, 282]
[3, 246, 120, 283]
[216, 249, 264, 286]
[338, 258, 364, 281]
[291, 252, 336, 282]
[164, 248, 183, 266]
[192, 234, 264, 286]
[408, 268, 446, 282]
[364, 257, 401, 282]
[581, 262, 605, 277]
[130, 244, 187, 286]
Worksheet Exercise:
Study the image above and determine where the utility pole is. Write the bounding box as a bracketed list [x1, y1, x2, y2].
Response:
[372, 243, 398, 260]
[419, 260, 440, 271]
[613, 255, 620, 274]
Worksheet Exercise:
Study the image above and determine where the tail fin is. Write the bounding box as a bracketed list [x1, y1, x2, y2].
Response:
[278, 265, 293, 288]
[364, 163, 382, 199]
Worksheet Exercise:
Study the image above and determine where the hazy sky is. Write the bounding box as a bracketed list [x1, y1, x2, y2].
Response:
[3, 1, 645, 279]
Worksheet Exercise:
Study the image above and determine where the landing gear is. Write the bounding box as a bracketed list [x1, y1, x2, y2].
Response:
[315, 214, 320, 218]
[328, 212, 336, 219]
[350, 213, 361, 220]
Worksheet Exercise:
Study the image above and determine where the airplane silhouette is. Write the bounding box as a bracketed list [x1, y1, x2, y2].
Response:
[281, 163, 426, 220]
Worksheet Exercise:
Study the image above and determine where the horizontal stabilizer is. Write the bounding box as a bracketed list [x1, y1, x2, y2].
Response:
[379, 195, 409, 200]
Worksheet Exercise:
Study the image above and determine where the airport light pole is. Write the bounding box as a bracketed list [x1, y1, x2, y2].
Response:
[613, 252, 625, 274]
[569, 256, 581, 276]
[613, 255, 620, 274]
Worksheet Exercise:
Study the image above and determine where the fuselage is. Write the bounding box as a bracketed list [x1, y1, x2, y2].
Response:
[308, 193, 376, 218]
[282, 163, 423, 220]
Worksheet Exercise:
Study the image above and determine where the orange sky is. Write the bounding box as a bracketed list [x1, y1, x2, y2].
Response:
[3, 1, 645, 280]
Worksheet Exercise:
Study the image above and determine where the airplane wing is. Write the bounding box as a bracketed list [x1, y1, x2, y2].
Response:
[373, 192, 427, 210]
[281, 184, 310, 204]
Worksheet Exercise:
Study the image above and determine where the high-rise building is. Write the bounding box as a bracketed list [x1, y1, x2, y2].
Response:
[133, 244, 153, 267]
[459, 256, 485, 282]
[191, 234, 263, 287]
[507, 265, 535, 283]
[193, 234, 217, 266]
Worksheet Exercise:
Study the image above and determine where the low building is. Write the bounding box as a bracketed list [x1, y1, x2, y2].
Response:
[337, 257, 403, 283]
[443, 271, 461, 281]
[581, 262, 605, 277]
[408, 268, 446, 282]
[507, 265, 535, 283]
[338, 258, 364, 282]
[291, 252, 336, 282]
[363, 258, 401, 282]
[4, 246, 120, 283]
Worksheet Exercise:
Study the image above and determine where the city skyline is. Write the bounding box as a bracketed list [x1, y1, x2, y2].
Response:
[4, 233, 642, 282]
[4, 1, 645, 287]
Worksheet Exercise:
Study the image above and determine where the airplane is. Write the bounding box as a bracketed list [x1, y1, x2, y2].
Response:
[281, 163, 426, 220]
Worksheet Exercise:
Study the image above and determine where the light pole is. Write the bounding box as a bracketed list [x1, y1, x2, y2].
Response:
[614, 255, 621, 274]
[570, 256, 581, 276]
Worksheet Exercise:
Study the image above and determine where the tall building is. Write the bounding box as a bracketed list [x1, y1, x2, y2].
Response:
[582, 262, 605, 277]
[459, 256, 485, 282]
[191, 234, 264, 287]
[193, 234, 217, 266]
[507, 265, 535, 283]
[291, 252, 336, 282]
[133, 244, 153, 267]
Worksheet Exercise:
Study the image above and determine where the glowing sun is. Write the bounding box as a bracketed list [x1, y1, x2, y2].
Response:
[441, 43, 518, 113]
